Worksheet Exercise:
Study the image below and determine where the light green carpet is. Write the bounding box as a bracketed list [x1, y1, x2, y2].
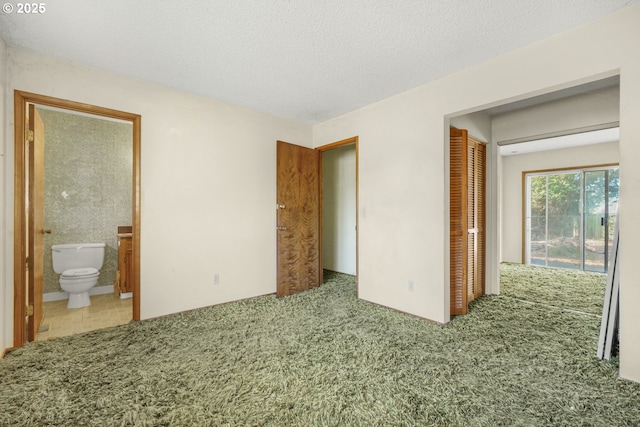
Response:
[500, 262, 606, 315]
[1, 267, 639, 426]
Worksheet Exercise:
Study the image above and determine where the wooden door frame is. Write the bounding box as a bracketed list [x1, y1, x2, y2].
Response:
[27, 104, 45, 341]
[13, 90, 142, 347]
[316, 136, 359, 293]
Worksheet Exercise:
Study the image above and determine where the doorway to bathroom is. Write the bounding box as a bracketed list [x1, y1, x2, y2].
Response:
[13, 91, 141, 347]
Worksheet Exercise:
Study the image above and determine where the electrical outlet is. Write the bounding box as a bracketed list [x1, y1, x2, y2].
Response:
[213, 273, 220, 285]
[408, 280, 415, 292]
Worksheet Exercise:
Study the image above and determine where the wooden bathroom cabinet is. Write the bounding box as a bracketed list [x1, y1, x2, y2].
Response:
[115, 226, 134, 296]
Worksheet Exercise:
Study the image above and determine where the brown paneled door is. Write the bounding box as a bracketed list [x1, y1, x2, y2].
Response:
[276, 140, 321, 297]
[450, 128, 486, 316]
[27, 104, 45, 340]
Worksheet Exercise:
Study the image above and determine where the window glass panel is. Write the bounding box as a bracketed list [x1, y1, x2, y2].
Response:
[528, 175, 547, 266]
[546, 173, 581, 269]
[584, 170, 606, 272]
[606, 168, 619, 271]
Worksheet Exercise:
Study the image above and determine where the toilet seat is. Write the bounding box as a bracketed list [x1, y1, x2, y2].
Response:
[61, 267, 99, 279]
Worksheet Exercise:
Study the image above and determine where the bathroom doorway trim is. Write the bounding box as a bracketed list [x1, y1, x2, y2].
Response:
[12, 90, 142, 347]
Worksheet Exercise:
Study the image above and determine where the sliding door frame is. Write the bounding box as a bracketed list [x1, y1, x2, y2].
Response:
[521, 162, 618, 270]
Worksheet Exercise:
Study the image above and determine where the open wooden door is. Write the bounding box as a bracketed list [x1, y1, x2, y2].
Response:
[276, 140, 321, 297]
[450, 128, 485, 316]
[27, 104, 45, 340]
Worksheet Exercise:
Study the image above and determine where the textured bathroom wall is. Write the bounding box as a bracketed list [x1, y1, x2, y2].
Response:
[38, 108, 132, 293]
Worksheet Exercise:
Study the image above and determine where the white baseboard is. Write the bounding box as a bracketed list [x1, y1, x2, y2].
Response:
[43, 285, 114, 302]
[120, 292, 133, 299]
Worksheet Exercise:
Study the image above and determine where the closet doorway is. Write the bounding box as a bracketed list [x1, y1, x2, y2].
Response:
[13, 91, 141, 347]
[319, 137, 358, 289]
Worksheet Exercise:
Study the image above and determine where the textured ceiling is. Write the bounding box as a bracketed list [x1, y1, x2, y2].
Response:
[1, 0, 637, 123]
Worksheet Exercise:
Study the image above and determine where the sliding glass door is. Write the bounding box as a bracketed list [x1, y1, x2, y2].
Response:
[525, 166, 618, 273]
[583, 169, 618, 272]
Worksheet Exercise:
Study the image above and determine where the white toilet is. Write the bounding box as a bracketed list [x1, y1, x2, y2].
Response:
[51, 243, 106, 309]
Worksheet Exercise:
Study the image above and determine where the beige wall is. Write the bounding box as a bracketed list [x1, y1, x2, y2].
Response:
[313, 5, 640, 382]
[501, 141, 620, 263]
[450, 111, 492, 143]
[3, 47, 312, 338]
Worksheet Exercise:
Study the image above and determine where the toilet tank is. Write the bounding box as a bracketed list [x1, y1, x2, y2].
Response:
[51, 243, 106, 274]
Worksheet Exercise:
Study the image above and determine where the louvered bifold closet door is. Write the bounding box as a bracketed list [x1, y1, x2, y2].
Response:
[466, 139, 477, 304]
[450, 129, 486, 316]
[450, 129, 468, 315]
[474, 140, 486, 299]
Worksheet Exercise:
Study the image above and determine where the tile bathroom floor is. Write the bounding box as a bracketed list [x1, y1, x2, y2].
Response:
[36, 293, 132, 341]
